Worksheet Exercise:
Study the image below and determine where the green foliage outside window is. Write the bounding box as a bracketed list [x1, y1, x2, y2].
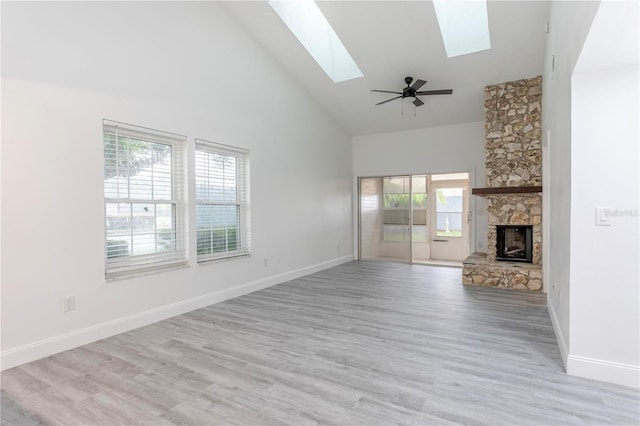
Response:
[106, 239, 129, 258]
[104, 134, 170, 180]
[197, 227, 238, 256]
[412, 193, 427, 208]
[383, 193, 427, 209]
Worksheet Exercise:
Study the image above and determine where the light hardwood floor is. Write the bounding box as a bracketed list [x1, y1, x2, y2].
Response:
[2, 261, 639, 425]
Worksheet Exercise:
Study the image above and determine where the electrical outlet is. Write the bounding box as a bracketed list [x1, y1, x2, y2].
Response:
[64, 296, 75, 312]
[263, 258, 268, 267]
[337, 244, 341, 252]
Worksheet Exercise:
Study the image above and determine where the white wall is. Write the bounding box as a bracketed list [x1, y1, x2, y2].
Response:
[352, 122, 486, 258]
[542, 0, 600, 367]
[544, 0, 640, 387]
[1, 2, 353, 368]
[569, 1, 639, 388]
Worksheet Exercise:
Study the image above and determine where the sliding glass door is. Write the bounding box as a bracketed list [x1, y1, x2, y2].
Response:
[359, 172, 470, 264]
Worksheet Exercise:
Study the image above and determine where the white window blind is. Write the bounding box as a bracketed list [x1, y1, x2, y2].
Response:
[195, 139, 250, 262]
[103, 120, 187, 279]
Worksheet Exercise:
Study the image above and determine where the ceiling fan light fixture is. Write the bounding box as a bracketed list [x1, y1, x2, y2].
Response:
[401, 96, 415, 104]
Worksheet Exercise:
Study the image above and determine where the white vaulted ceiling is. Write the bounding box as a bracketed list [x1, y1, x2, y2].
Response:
[224, 1, 550, 136]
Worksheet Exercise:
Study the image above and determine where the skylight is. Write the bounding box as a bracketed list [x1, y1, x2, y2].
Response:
[433, 0, 491, 58]
[269, 0, 363, 83]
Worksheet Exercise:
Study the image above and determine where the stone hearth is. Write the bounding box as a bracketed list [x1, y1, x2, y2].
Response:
[463, 253, 542, 291]
[464, 76, 543, 291]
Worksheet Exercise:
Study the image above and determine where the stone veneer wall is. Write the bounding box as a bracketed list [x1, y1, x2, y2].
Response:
[464, 76, 543, 290]
[484, 76, 542, 187]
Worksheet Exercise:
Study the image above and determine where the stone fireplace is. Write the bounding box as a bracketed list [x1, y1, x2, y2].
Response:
[463, 76, 543, 291]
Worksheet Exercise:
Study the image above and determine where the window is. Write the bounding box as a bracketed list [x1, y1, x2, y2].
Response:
[103, 120, 187, 279]
[195, 139, 250, 262]
[436, 187, 464, 237]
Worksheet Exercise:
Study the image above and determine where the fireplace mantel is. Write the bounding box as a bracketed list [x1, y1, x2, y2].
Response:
[471, 186, 542, 196]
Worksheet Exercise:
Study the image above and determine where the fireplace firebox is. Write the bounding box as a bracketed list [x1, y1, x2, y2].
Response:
[496, 225, 533, 263]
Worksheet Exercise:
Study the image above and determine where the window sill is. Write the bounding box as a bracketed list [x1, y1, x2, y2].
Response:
[197, 252, 251, 265]
[105, 260, 189, 282]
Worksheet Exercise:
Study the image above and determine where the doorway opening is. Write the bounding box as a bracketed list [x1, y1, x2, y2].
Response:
[358, 172, 470, 265]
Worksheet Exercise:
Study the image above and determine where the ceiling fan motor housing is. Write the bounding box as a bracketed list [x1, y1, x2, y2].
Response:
[402, 87, 416, 99]
[403, 77, 415, 98]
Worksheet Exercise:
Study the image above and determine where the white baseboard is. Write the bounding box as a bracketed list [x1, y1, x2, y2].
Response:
[547, 298, 569, 369]
[1, 255, 353, 371]
[567, 354, 640, 388]
[547, 299, 640, 388]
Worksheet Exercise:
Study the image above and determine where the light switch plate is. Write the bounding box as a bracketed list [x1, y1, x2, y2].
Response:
[595, 207, 612, 226]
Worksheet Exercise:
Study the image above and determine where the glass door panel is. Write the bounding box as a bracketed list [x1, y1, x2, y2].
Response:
[380, 176, 411, 262]
[359, 177, 383, 260]
[358, 176, 411, 263]
[411, 175, 430, 262]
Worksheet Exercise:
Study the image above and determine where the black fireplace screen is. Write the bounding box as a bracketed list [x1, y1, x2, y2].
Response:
[496, 225, 533, 263]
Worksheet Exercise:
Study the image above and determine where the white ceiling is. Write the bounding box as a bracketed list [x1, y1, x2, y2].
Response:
[224, 1, 550, 136]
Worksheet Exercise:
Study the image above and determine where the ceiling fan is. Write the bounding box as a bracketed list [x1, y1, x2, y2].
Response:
[372, 77, 453, 106]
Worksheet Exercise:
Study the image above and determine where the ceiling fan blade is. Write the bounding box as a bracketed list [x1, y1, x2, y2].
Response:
[413, 97, 424, 107]
[416, 89, 453, 95]
[371, 90, 402, 94]
[376, 96, 402, 105]
[410, 79, 427, 91]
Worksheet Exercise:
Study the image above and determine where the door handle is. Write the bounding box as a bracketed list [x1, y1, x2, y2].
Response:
[432, 239, 448, 242]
